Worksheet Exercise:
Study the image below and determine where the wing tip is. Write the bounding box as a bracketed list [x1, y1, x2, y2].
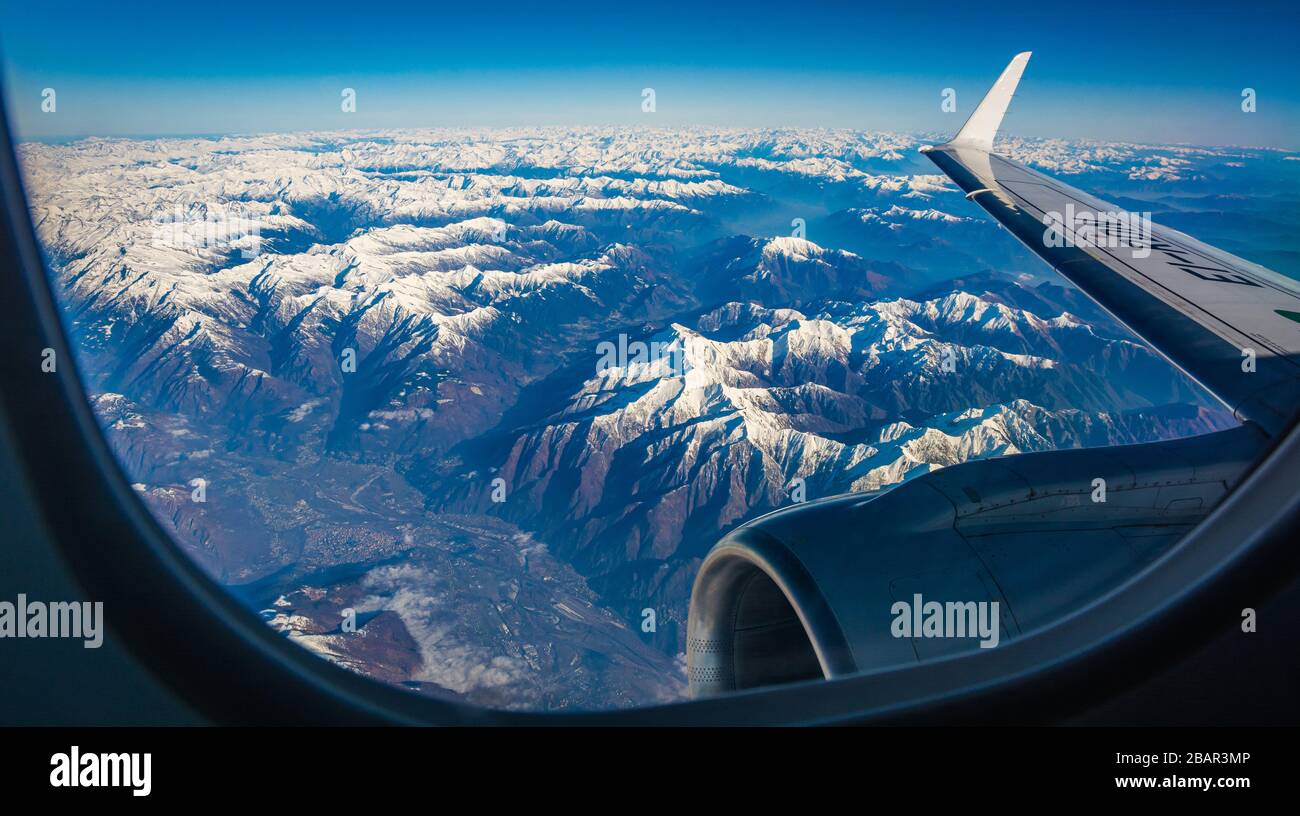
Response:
[947, 52, 1032, 152]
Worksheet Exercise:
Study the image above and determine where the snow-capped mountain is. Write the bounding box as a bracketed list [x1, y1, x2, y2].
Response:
[20, 126, 1271, 709]
[443, 292, 1227, 649]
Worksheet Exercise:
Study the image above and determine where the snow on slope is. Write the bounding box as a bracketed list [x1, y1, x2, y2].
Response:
[16, 126, 1250, 705]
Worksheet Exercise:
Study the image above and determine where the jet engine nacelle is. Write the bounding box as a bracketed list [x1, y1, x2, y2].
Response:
[686, 425, 1264, 698]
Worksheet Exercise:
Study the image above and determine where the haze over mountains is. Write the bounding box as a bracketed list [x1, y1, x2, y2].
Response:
[20, 127, 1294, 709]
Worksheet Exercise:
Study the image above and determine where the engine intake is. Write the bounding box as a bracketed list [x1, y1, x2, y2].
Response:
[687, 425, 1264, 698]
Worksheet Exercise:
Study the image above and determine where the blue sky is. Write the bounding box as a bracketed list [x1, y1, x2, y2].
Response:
[3, 0, 1299, 147]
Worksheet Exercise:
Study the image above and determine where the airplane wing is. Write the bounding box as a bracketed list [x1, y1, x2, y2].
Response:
[687, 54, 1298, 699]
[922, 52, 1300, 437]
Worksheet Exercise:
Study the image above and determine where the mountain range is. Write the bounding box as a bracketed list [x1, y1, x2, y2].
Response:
[21, 126, 1282, 709]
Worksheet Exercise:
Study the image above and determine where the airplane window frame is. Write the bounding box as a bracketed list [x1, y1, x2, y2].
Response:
[2, 93, 1299, 726]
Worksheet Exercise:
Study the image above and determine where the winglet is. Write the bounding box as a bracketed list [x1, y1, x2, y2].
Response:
[948, 52, 1031, 152]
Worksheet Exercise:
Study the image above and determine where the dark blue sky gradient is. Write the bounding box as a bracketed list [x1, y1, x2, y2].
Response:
[3, 0, 1298, 146]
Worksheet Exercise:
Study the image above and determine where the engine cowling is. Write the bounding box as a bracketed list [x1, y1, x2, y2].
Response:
[686, 424, 1264, 698]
